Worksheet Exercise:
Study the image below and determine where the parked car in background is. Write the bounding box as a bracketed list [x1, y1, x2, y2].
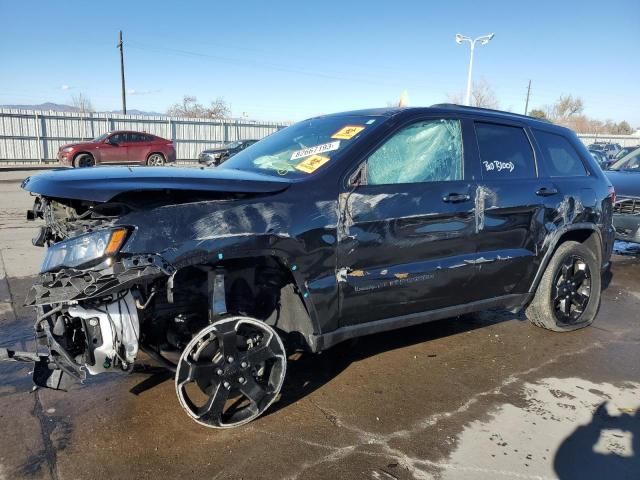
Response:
[614, 145, 639, 161]
[589, 149, 611, 169]
[198, 139, 258, 166]
[605, 148, 640, 243]
[588, 142, 621, 159]
[57, 131, 176, 168]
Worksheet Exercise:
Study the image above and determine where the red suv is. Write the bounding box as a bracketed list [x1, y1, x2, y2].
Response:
[57, 131, 176, 168]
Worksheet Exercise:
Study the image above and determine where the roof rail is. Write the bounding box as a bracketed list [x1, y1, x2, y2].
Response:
[430, 103, 552, 123]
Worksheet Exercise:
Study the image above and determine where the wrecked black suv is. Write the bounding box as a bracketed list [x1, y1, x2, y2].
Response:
[14, 105, 614, 428]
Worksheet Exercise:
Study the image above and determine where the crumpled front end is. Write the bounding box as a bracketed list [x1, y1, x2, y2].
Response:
[23, 195, 176, 389]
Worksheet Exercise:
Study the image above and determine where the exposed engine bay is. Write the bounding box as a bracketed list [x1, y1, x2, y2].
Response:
[14, 193, 296, 427]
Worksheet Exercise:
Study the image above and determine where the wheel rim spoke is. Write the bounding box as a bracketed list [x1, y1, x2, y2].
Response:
[246, 342, 276, 365]
[197, 382, 228, 421]
[572, 269, 587, 285]
[239, 375, 268, 411]
[215, 323, 238, 358]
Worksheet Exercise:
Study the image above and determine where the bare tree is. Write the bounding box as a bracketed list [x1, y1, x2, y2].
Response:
[447, 78, 499, 108]
[71, 93, 94, 113]
[547, 95, 583, 122]
[528, 109, 548, 120]
[531, 95, 633, 134]
[207, 97, 231, 119]
[167, 95, 231, 119]
[167, 96, 204, 118]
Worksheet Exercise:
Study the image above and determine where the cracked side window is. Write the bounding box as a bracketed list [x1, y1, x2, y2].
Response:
[366, 119, 463, 185]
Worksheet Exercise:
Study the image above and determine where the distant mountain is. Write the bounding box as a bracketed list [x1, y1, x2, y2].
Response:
[2, 102, 82, 112]
[108, 109, 165, 116]
[1, 103, 164, 116]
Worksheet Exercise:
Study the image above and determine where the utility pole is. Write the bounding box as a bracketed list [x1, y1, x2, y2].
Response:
[524, 80, 532, 115]
[117, 30, 127, 115]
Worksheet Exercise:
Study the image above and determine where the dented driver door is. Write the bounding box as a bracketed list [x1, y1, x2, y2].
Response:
[336, 117, 481, 325]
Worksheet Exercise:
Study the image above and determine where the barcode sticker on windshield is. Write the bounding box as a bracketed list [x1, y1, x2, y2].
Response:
[291, 141, 340, 160]
[295, 154, 330, 173]
[331, 125, 365, 140]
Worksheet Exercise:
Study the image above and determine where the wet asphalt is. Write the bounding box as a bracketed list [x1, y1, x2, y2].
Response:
[0, 170, 639, 480]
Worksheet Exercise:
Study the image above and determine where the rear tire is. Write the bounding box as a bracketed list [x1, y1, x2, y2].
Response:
[526, 241, 601, 332]
[73, 153, 95, 168]
[146, 153, 165, 166]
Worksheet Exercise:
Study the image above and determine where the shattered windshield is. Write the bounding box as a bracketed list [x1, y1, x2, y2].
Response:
[218, 115, 379, 178]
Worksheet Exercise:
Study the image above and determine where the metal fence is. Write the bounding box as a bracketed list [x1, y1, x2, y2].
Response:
[1, 108, 638, 164]
[0, 109, 289, 163]
[576, 133, 639, 148]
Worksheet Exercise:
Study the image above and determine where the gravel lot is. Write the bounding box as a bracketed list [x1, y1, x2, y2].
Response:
[1, 169, 639, 480]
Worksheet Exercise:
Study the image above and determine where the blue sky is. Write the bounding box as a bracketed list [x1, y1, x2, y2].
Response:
[1, 0, 638, 125]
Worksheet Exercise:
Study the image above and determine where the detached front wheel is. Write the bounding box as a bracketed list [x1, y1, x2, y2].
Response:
[175, 317, 287, 428]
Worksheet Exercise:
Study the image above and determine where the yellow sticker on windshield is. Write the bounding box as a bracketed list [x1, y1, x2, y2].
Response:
[295, 154, 330, 174]
[331, 125, 365, 140]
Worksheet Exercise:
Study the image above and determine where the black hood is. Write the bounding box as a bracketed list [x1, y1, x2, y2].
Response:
[605, 171, 640, 198]
[22, 166, 291, 202]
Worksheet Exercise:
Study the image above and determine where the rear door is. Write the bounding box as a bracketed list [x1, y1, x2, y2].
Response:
[127, 133, 151, 164]
[467, 120, 546, 300]
[337, 116, 481, 325]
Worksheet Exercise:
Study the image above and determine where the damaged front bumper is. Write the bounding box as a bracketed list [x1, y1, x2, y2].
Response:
[16, 251, 176, 390]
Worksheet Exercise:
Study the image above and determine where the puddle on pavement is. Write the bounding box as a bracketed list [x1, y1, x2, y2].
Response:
[441, 377, 640, 479]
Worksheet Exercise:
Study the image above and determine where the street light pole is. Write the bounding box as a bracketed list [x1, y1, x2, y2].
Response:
[465, 41, 475, 106]
[455, 33, 495, 106]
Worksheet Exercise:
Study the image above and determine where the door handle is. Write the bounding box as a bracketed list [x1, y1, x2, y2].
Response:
[536, 187, 559, 197]
[442, 193, 470, 203]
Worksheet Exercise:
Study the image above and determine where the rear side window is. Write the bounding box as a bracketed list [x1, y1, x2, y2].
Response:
[366, 119, 463, 185]
[475, 122, 536, 179]
[534, 130, 588, 177]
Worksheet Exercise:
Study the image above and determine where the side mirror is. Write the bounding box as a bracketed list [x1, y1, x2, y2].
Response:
[105, 138, 117, 145]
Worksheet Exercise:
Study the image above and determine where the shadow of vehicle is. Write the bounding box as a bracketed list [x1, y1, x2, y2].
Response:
[128, 309, 518, 407]
[554, 402, 640, 479]
[266, 309, 519, 416]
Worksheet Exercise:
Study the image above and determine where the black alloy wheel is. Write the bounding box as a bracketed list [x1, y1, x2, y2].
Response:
[552, 255, 591, 324]
[175, 317, 287, 428]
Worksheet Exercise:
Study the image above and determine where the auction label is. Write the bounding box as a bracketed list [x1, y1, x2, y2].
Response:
[331, 125, 365, 140]
[291, 141, 340, 160]
[295, 154, 330, 173]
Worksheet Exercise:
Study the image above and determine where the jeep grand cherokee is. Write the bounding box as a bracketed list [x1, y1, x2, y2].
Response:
[8, 105, 615, 428]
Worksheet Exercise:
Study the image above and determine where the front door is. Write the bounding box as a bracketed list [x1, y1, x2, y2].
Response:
[337, 117, 480, 325]
[99, 132, 129, 164]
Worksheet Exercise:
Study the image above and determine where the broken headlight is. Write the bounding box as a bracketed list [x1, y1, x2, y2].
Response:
[41, 227, 129, 272]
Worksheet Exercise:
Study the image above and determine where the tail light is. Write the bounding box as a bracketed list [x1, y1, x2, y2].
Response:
[608, 185, 616, 204]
